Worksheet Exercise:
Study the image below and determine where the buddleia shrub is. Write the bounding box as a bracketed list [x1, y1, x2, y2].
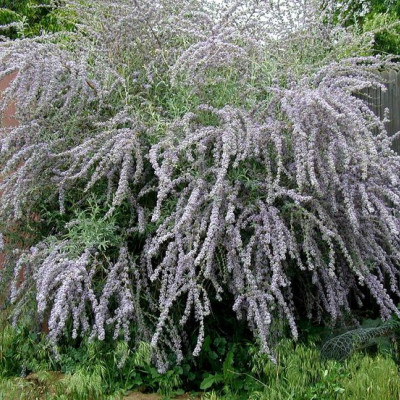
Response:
[1, 0, 400, 371]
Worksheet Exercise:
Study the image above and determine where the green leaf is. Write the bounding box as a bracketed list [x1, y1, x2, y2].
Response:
[222, 348, 234, 378]
[200, 374, 217, 390]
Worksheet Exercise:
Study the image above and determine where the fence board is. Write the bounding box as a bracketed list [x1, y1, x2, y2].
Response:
[393, 70, 400, 154]
[358, 69, 400, 153]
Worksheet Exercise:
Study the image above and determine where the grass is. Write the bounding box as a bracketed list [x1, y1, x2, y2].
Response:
[244, 340, 400, 400]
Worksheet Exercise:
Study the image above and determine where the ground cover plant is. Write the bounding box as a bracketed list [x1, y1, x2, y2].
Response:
[1, 320, 400, 399]
[1, 0, 400, 396]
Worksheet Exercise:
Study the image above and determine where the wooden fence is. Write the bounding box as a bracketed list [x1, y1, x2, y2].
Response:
[358, 69, 400, 153]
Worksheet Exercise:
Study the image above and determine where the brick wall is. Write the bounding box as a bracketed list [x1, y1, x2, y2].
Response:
[0, 72, 18, 268]
[0, 72, 18, 128]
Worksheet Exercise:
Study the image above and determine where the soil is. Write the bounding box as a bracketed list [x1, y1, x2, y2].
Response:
[123, 393, 162, 400]
[20, 373, 201, 400]
[123, 392, 200, 400]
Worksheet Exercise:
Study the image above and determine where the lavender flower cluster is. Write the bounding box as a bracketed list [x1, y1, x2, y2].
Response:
[1, 0, 400, 369]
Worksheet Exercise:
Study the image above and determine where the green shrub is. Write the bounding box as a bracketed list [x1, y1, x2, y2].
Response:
[363, 11, 400, 55]
[0, 0, 73, 39]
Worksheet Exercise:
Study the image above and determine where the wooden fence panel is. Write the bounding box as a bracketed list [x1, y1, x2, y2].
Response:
[358, 70, 400, 153]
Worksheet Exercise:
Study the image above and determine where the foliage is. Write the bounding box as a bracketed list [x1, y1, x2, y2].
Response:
[1, 0, 400, 372]
[2, 321, 400, 400]
[0, 1, 72, 39]
[337, 0, 400, 55]
[0, 322, 184, 399]
[363, 7, 400, 55]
